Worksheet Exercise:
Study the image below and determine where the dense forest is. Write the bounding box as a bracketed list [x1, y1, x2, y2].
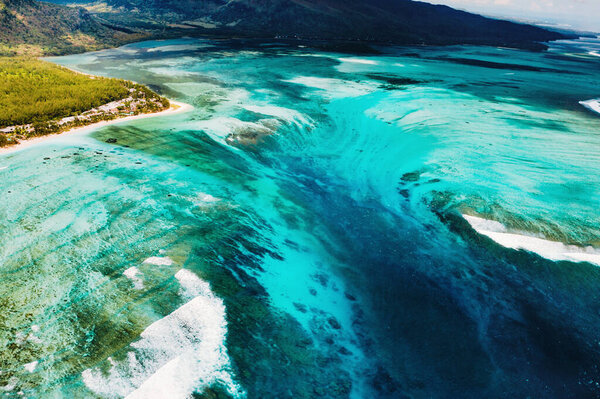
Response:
[0, 0, 144, 56]
[0, 57, 170, 147]
[0, 58, 131, 127]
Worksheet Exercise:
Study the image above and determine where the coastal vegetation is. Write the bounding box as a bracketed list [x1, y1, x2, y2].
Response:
[0, 57, 170, 146]
[0, 0, 145, 56]
[0, 57, 128, 126]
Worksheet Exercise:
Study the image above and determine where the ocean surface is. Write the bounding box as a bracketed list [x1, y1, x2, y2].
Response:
[2, 36, 600, 398]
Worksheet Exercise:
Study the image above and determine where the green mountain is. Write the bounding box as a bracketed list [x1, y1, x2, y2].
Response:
[0, 0, 145, 56]
[74, 0, 569, 50]
[0, 0, 571, 55]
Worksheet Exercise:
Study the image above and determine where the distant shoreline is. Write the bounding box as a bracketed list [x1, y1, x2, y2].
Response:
[0, 100, 192, 156]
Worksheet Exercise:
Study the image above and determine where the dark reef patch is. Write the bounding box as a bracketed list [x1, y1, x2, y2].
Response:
[433, 56, 583, 74]
[365, 73, 424, 90]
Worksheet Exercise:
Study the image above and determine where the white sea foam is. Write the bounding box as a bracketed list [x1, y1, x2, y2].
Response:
[192, 118, 233, 142]
[197, 193, 220, 204]
[26, 330, 42, 344]
[136, 56, 197, 68]
[241, 105, 313, 128]
[0, 166, 7, 171]
[338, 57, 378, 65]
[463, 215, 507, 233]
[195, 98, 312, 146]
[579, 99, 600, 115]
[589, 51, 600, 57]
[143, 257, 174, 266]
[2, 377, 19, 391]
[285, 76, 375, 99]
[123, 267, 144, 290]
[147, 67, 199, 77]
[82, 269, 243, 399]
[194, 117, 278, 145]
[24, 361, 38, 373]
[175, 269, 208, 298]
[165, 84, 250, 106]
[111, 47, 140, 55]
[463, 214, 600, 267]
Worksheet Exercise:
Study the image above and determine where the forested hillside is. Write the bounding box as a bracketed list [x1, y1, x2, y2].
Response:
[0, 58, 131, 126]
[0, 0, 572, 54]
[0, 57, 170, 147]
[46, 0, 570, 50]
[0, 0, 145, 56]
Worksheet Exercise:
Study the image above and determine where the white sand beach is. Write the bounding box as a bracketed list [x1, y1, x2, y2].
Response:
[0, 100, 193, 156]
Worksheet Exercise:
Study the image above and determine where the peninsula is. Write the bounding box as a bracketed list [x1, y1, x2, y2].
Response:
[0, 57, 181, 150]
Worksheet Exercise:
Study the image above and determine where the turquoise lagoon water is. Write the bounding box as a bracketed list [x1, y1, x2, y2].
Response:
[1, 37, 600, 398]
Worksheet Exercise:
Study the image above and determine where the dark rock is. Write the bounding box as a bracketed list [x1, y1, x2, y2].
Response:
[296, 338, 313, 348]
[311, 273, 329, 287]
[270, 252, 284, 261]
[328, 317, 341, 330]
[401, 171, 420, 182]
[372, 367, 399, 394]
[338, 346, 352, 356]
[293, 302, 308, 313]
[398, 189, 410, 199]
[106, 138, 118, 143]
[344, 292, 356, 301]
[367, 74, 424, 88]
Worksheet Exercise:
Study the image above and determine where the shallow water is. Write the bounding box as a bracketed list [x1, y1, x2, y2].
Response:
[2, 36, 600, 398]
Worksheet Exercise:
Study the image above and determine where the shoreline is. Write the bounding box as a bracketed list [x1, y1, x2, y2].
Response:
[463, 214, 600, 267]
[0, 100, 193, 156]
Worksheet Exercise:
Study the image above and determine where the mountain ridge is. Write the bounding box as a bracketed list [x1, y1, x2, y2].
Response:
[68, 0, 571, 50]
[0, 0, 574, 55]
[0, 0, 146, 55]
